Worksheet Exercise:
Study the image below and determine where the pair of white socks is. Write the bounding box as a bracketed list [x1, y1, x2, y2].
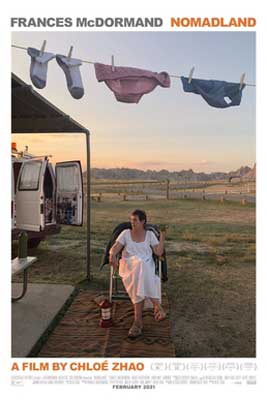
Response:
[27, 47, 84, 99]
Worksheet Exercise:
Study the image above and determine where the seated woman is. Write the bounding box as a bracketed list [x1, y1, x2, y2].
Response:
[109, 209, 166, 338]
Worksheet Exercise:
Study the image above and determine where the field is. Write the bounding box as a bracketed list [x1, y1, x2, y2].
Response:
[13, 196, 256, 357]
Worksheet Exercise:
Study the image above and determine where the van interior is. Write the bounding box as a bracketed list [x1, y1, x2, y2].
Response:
[56, 194, 78, 225]
[44, 166, 56, 224]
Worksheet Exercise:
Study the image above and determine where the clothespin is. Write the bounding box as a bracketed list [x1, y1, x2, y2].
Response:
[240, 72, 246, 90]
[188, 67, 195, 84]
[68, 45, 74, 59]
[40, 40, 47, 55]
[111, 55, 115, 72]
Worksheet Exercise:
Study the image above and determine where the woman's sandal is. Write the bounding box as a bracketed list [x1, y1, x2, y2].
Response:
[154, 304, 167, 321]
[128, 321, 143, 339]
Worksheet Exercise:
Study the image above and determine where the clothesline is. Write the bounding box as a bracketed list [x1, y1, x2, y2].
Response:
[11, 44, 256, 87]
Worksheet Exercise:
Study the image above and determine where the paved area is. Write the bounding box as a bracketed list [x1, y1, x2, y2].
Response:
[12, 283, 74, 357]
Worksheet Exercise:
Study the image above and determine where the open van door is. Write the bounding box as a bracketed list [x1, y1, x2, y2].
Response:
[11, 162, 16, 229]
[56, 161, 83, 226]
[16, 159, 47, 231]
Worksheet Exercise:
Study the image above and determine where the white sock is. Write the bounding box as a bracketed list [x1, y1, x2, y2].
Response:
[56, 55, 84, 99]
[27, 47, 55, 89]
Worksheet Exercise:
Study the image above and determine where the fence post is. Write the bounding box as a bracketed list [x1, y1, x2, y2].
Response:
[166, 179, 170, 200]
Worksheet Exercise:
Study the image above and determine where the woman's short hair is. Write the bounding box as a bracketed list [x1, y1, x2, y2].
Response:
[131, 209, 147, 224]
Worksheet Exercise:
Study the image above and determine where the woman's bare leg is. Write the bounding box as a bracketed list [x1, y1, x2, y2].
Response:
[128, 301, 144, 338]
[149, 297, 160, 307]
[149, 297, 166, 321]
[134, 300, 144, 326]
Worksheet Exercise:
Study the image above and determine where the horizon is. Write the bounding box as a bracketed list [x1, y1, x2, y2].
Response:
[11, 135, 255, 174]
[88, 163, 255, 174]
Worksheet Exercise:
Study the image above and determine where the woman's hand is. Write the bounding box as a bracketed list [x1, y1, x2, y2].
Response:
[159, 224, 167, 241]
[109, 252, 118, 268]
[160, 230, 166, 241]
[152, 226, 167, 256]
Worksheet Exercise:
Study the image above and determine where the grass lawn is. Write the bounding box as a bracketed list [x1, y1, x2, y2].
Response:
[12, 197, 255, 357]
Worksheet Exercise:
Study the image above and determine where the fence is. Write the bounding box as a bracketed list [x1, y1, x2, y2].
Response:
[84, 179, 256, 204]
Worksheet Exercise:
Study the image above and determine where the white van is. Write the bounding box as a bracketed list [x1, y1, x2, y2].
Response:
[12, 149, 83, 247]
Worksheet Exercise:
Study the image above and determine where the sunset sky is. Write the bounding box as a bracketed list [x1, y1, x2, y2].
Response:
[12, 31, 256, 173]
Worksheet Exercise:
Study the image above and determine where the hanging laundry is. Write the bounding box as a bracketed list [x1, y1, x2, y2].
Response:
[180, 76, 245, 108]
[27, 47, 55, 89]
[56, 55, 84, 99]
[94, 63, 170, 103]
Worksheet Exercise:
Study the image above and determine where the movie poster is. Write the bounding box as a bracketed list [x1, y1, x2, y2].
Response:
[1, 1, 266, 398]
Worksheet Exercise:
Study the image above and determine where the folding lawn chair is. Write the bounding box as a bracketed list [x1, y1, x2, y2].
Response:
[100, 222, 168, 303]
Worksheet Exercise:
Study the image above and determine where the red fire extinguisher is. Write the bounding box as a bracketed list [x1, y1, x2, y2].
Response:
[99, 299, 113, 328]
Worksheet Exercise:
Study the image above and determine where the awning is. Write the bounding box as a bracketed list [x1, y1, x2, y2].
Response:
[12, 73, 88, 134]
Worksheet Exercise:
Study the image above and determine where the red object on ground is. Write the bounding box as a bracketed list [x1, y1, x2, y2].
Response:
[99, 299, 113, 328]
[12, 142, 17, 151]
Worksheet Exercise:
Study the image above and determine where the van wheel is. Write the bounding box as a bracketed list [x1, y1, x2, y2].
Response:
[28, 238, 42, 249]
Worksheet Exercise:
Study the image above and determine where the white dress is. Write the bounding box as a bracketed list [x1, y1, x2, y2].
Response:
[116, 229, 161, 305]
